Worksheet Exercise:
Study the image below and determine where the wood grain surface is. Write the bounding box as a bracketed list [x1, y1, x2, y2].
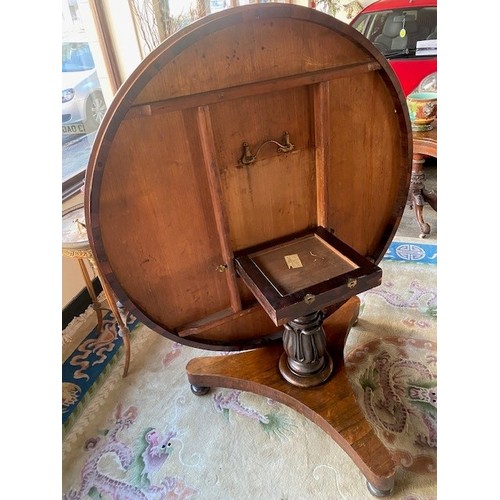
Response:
[85, 4, 411, 350]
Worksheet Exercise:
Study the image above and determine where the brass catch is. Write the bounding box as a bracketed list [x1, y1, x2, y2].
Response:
[347, 278, 358, 289]
[304, 293, 316, 305]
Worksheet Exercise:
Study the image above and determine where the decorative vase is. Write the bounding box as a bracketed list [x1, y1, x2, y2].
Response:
[406, 92, 437, 132]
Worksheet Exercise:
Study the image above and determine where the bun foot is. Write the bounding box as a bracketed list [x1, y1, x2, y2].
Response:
[367, 479, 395, 497]
[190, 384, 210, 396]
[419, 222, 430, 237]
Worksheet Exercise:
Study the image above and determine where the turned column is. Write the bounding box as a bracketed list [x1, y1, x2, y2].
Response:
[279, 311, 334, 387]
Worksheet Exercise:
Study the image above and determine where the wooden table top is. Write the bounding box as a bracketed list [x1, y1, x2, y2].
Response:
[83, 4, 412, 350]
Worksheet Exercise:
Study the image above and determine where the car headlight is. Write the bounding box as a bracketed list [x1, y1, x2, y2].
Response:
[62, 88, 75, 103]
[417, 72, 437, 93]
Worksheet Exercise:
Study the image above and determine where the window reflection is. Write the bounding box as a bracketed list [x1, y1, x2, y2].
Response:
[62, 0, 288, 191]
[62, 0, 109, 186]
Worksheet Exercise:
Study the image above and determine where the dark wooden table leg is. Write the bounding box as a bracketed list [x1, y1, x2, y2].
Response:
[186, 297, 397, 496]
[409, 153, 436, 238]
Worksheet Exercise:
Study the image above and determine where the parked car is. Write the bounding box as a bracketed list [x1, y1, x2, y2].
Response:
[62, 41, 107, 135]
[350, 0, 437, 96]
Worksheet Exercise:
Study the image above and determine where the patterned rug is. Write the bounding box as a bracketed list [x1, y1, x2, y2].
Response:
[345, 337, 436, 474]
[62, 301, 140, 427]
[384, 239, 437, 265]
[62, 259, 436, 499]
[62, 238, 436, 427]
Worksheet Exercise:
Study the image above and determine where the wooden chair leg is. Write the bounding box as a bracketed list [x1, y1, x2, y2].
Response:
[94, 266, 131, 378]
[77, 258, 103, 334]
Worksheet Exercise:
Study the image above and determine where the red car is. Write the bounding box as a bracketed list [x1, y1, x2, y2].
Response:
[350, 0, 437, 96]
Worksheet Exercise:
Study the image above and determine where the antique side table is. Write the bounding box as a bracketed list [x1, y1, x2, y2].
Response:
[410, 121, 437, 237]
[62, 203, 131, 377]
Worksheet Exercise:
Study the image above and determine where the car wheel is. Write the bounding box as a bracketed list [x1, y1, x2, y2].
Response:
[85, 91, 107, 132]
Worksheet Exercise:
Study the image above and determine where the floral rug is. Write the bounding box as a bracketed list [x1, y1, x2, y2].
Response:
[62, 259, 437, 499]
[345, 337, 436, 474]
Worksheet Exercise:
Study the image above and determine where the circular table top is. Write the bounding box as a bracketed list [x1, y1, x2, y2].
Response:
[83, 4, 411, 350]
[62, 203, 91, 253]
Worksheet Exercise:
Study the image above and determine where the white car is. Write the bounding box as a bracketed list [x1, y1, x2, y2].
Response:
[62, 42, 107, 135]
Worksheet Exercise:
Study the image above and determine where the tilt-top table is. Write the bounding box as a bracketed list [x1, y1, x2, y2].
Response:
[84, 5, 412, 496]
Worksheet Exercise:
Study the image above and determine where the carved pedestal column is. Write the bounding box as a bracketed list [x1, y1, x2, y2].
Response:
[279, 311, 334, 387]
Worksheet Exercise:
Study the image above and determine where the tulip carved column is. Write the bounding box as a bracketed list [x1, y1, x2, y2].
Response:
[279, 311, 334, 387]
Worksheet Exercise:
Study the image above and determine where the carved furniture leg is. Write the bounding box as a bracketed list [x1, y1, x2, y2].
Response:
[92, 261, 131, 378]
[409, 154, 438, 238]
[409, 155, 431, 238]
[280, 311, 334, 387]
[186, 297, 397, 496]
[103, 279, 130, 378]
[77, 258, 104, 334]
[422, 188, 437, 212]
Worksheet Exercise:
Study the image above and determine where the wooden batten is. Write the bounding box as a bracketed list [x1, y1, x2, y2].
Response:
[124, 62, 381, 120]
[313, 81, 331, 229]
[196, 105, 242, 313]
[177, 303, 261, 337]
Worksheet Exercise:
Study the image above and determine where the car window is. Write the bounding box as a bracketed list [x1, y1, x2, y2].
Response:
[352, 7, 437, 56]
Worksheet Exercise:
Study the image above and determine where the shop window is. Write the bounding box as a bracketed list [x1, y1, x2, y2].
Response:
[62, 0, 115, 200]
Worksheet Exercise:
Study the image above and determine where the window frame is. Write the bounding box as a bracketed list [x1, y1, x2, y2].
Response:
[62, 0, 294, 202]
[62, 0, 122, 203]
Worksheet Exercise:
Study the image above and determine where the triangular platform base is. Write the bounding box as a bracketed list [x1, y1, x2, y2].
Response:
[186, 297, 397, 496]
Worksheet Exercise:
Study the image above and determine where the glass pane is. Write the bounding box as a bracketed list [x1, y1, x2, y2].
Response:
[62, 0, 113, 184]
[351, 7, 437, 57]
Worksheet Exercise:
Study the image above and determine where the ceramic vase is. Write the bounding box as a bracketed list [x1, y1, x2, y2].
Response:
[406, 92, 437, 132]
